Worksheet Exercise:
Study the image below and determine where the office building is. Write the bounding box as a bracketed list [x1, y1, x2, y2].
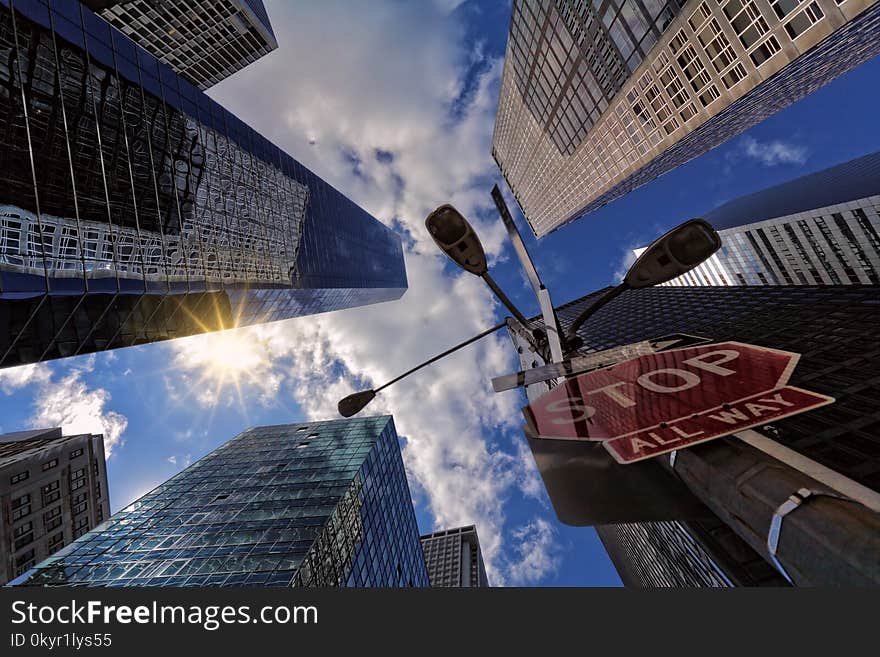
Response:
[83, 0, 278, 89]
[0, 0, 406, 370]
[493, 0, 880, 236]
[509, 283, 880, 585]
[420, 525, 489, 587]
[11, 416, 430, 587]
[635, 151, 880, 286]
[0, 427, 109, 585]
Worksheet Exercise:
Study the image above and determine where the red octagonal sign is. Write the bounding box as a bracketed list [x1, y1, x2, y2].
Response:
[523, 341, 817, 444]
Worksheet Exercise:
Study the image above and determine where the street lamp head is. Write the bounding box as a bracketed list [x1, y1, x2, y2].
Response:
[337, 389, 377, 418]
[425, 204, 488, 276]
[625, 218, 721, 289]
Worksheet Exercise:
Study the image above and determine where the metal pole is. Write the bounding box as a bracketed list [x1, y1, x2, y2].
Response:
[491, 185, 564, 362]
[481, 272, 530, 326]
[661, 435, 880, 586]
[376, 321, 507, 392]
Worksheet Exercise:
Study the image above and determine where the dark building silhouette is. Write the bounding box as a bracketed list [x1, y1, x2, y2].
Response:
[510, 284, 880, 586]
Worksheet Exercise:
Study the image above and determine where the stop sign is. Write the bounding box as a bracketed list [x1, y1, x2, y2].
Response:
[523, 341, 802, 442]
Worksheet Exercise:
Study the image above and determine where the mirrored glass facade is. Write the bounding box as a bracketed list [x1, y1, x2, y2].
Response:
[511, 283, 880, 585]
[637, 151, 880, 286]
[493, 0, 880, 236]
[0, 0, 406, 369]
[11, 416, 430, 588]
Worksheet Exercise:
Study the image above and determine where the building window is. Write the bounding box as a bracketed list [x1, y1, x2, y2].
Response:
[13, 521, 33, 538]
[13, 521, 34, 551]
[784, 2, 824, 39]
[72, 492, 89, 516]
[42, 480, 61, 505]
[750, 36, 781, 66]
[11, 494, 31, 520]
[10, 470, 29, 485]
[73, 517, 90, 539]
[42, 458, 59, 471]
[15, 550, 36, 576]
[14, 531, 34, 551]
[70, 467, 87, 492]
[771, 0, 801, 18]
[70, 448, 84, 459]
[47, 533, 65, 555]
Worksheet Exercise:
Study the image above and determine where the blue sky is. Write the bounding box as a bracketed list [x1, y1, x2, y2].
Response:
[1, 1, 879, 587]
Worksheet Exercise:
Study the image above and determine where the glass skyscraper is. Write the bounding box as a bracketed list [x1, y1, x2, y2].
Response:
[509, 283, 880, 586]
[493, 0, 880, 236]
[11, 416, 430, 587]
[635, 150, 880, 286]
[0, 0, 406, 370]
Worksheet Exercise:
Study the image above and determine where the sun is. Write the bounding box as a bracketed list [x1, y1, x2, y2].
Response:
[181, 329, 264, 380]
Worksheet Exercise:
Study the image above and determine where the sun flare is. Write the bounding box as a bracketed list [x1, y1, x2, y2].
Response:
[183, 330, 263, 379]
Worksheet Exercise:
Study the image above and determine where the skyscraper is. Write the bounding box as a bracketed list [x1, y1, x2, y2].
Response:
[0, 427, 109, 585]
[0, 0, 406, 370]
[82, 0, 278, 89]
[493, 0, 880, 236]
[10, 416, 430, 587]
[420, 525, 490, 587]
[635, 151, 880, 286]
[509, 283, 880, 585]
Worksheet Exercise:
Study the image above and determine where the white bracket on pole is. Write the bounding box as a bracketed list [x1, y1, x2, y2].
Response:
[735, 429, 880, 513]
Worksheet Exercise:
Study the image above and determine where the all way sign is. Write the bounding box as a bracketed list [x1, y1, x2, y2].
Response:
[603, 386, 834, 464]
[523, 341, 833, 460]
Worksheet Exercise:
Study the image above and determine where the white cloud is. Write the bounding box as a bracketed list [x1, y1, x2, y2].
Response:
[29, 369, 128, 459]
[167, 455, 177, 465]
[212, 0, 510, 261]
[0, 361, 127, 458]
[503, 518, 561, 585]
[166, 0, 563, 584]
[0, 363, 51, 394]
[741, 136, 808, 166]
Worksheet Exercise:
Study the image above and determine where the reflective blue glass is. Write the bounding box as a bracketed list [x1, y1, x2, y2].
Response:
[11, 417, 430, 588]
[0, 2, 406, 368]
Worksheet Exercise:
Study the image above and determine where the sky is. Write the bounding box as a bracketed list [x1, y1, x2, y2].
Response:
[1, 0, 880, 587]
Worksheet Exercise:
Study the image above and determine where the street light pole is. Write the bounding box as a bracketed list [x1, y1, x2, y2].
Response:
[337, 320, 507, 417]
[425, 203, 535, 330]
[563, 218, 721, 345]
[490, 185, 566, 363]
[339, 202, 722, 419]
